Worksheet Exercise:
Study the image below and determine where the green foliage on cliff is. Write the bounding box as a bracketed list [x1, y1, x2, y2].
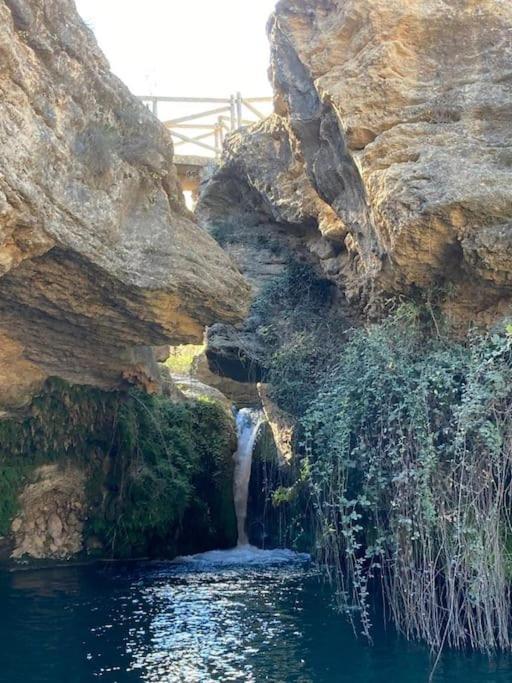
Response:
[0, 380, 236, 555]
[253, 260, 345, 416]
[165, 344, 204, 374]
[93, 393, 236, 557]
[253, 261, 512, 650]
[300, 305, 512, 651]
[0, 379, 115, 536]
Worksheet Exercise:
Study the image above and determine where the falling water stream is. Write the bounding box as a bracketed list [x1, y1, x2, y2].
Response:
[174, 406, 302, 565]
[233, 407, 264, 546]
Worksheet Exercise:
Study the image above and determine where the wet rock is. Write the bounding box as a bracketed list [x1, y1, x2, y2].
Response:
[191, 351, 260, 408]
[258, 383, 295, 462]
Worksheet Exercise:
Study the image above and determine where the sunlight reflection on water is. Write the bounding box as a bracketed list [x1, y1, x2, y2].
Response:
[125, 551, 311, 682]
[2, 555, 512, 683]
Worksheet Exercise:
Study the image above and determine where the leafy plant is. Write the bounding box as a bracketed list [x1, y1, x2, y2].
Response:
[301, 306, 512, 651]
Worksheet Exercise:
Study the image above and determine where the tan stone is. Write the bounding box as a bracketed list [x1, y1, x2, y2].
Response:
[201, 0, 512, 328]
[11, 463, 87, 560]
[168, 371, 234, 415]
[267, 0, 512, 321]
[191, 352, 260, 408]
[258, 383, 295, 462]
[0, 0, 250, 412]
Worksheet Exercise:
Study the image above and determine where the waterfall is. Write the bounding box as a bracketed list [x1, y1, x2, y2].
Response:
[233, 408, 264, 546]
[173, 406, 310, 565]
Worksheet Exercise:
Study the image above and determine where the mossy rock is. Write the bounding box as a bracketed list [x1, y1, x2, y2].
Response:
[0, 379, 237, 559]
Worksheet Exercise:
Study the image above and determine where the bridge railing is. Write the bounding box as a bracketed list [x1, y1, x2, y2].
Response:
[139, 93, 273, 157]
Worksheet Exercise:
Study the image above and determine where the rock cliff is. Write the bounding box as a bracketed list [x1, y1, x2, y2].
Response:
[200, 0, 512, 326]
[0, 0, 249, 413]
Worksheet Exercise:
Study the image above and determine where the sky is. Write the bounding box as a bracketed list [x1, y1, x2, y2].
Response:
[75, 0, 277, 99]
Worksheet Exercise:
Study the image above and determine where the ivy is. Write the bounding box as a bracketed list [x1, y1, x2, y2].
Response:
[301, 305, 512, 651]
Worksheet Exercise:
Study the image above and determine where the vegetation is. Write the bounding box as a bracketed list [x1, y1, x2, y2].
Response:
[93, 392, 236, 556]
[253, 261, 512, 652]
[165, 344, 204, 374]
[253, 260, 345, 416]
[0, 380, 236, 556]
[209, 219, 284, 256]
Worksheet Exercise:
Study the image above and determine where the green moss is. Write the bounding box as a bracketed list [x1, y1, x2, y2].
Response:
[165, 344, 204, 374]
[0, 380, 236, 557]
[0, 379, 117, 536]
[92, 393, 236, 557]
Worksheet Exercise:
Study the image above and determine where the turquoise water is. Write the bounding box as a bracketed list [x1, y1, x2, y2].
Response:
[0, 550, 510, 683]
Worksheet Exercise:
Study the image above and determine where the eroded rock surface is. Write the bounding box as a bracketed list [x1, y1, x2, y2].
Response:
[11, 464, 86, 560]
[258, 383, 294, 462]
[201, 0, 512, 326]
[0, 0, 249, 412]
[270, 0, 512, 320]
[198, 115, 350, 292]
[191, 350, 260, 407]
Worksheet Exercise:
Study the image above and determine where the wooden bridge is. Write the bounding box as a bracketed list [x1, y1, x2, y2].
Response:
[139, 94, 273, 202]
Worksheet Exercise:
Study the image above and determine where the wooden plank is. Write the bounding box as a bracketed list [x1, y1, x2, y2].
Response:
[164, 105, 230, 126]
[236, 92, 242, 128]
[230, 94, 236, 131]
[138, 96, 231, 104]
[243, 97, 273, 103]
[171, 123, 217, 129]
[219, 115, 254, 126]
[214, 126, 221, 155]
[173, 130, 216, 146]
[171, 130, 217, 153]
[242, 99, 266, 119]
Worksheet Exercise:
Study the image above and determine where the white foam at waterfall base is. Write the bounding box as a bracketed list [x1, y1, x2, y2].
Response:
[173, 408, 310, 568]
[173, 545, 310, 567]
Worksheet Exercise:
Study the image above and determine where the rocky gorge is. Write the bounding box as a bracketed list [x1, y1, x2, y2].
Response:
[1, 0, 512, 663]
[197, 0, 512, 654]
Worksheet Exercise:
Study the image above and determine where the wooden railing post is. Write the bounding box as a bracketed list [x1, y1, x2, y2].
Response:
[236, 92, 242, 129]
[230, 94, 236, 131]
[214, 124, 221, 157]
[138, 94, 272, 155]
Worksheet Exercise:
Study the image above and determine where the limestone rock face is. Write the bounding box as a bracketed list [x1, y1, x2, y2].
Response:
[198, 115, 350, 292]
[11, 464, 86, 560]
[166, 370, 234, 414]
[258, 383, 294, 462]
[191, 350, 260, 408]
[201, 0, 512, 326]
[0, 0, 249, 412]
[269, 0, 512, 321]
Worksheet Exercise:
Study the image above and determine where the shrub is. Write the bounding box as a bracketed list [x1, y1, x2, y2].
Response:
[252, 260, 346, 416]
[301, 305, 512, 651]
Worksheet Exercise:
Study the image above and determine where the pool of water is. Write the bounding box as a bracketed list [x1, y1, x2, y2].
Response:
[0, 548, 510, 682]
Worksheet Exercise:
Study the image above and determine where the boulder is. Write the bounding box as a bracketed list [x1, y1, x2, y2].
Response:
[258, 383, 295, 462]
[269, 0, 512, 321]
[200, 0, 512, 326]
[191, 351, 260, 408]
[0, 0, 249, 412]
[11, 464, 86, 560]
